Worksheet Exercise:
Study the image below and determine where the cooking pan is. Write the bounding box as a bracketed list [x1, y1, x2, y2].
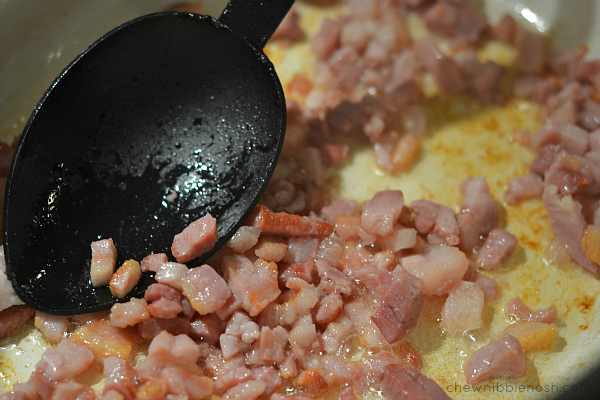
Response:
[1, 0, 599, 399]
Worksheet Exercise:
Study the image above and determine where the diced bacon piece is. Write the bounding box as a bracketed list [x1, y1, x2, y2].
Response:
[109, 259, 142, 298]
[270, 6, 304, 45]
[0, 305, 35, 339]
[220, 333, 245, 360]
[441, 281, 484, 332]
[181, 264, 231, 315]
[161, 366, 214, 400]
[288, 315, 317, 348]
[579, 99, 600, 132]
[315, 293, 344, 325]
[315, 260, 356, 296]
[102, 356, 138, 400]
[246, 205, 334, 237]
[224, 255, 281, 317]
[474, 273, 499, 301]
[144, 283, 182, 303]
[545, 151, 600, 197]
[215, 293, 243, 321]
[464, 333, 527, 385]
[136, 379, 166, 399]
[363, 353, 402, 387]
[320, 142, 349, 167]
[338, 387, 358, 400]
[322, 314, 353, 354]
[228, 226, 261, 253]
[171, 213, 218, 263]
[293, 369, 329, 396]
[91, 238, 118, 287]
[410, 200, 460, 246]
[110, 298, 150, 328]
[335, 215, 376, 245]
[34, 312, 69, 344]
[140, 253, 168, 273]
[328, 46, 362, 94]
[547, 44, 588, 75]
[504, 296, 557, 324]
[137, 331, 201, 380]
[513, 75, 555, 104]
[0, 248, 24, 312]
[287, 73, 313, 101]
[279, 261, 315, 286]
[251, 366, 282, 396]
[226, 312, 260, 344]
[514, 23, 547, 74]
[543, 184, 598, 273]
[391, 134, 421, 172]
[11, 369, 55, 400]
[340, 19, 369, 52]
[181, 297, 195, 319]
[493, 14, 516, 43]
[155, 261, 188, 291]
[149, 297, 183, 319]
[582, 224, 600, 264]
[284, 237, 320, 263]
[70, 310, 108, 326]
[361, 190, 404, 237]
[338, 241, 377, 273]
[254, 237, 287, 262]
[320, 199, 359, 224]
[401, 246, 469, 296]
[189, 313, 225, 345]
[259, 326, 288, 363]
[222, 380, 266, 400]
[475, 228, 518, 270]
[36, 339, 95, 381]
[72, 318, 134, 359]
[505, 172, 544, 205]
[531, 144, 562, 175]
[280, 355, 298, 380]
[51, 381, 93, 400]
[352, 266, 393, 304]
[424, 2, 489, 45]
[317, 237, 344, 267]
[312, 18, 341, 62]
[371, 266, 423, 343]
[319, 356, 358, 387]
[534, 123, 589, 156]
[138, 316, 190, 340]
[502, 322, 557, 352]
[383, 364, 451, 400]
[214, 367, 252, 393]
[457, 176, 499, 252]
[413, 37, 465, 95]
[547, 101, 577, 125]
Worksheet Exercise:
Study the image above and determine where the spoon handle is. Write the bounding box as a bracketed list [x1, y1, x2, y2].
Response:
[219, 0, 295, 50]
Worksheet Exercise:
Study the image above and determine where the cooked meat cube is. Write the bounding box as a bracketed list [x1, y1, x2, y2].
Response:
[90, 238, 118, 287]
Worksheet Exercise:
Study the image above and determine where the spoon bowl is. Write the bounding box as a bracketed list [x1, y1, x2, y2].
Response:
[3, 1, 293, 315]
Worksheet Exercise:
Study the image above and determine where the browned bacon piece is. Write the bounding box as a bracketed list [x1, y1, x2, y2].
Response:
[246, 204, 334, 237]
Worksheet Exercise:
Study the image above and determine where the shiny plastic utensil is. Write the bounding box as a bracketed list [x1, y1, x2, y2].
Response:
[3, 0, 293, 315]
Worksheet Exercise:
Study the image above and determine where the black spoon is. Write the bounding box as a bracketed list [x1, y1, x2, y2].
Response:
[3, 0, 293, 315]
